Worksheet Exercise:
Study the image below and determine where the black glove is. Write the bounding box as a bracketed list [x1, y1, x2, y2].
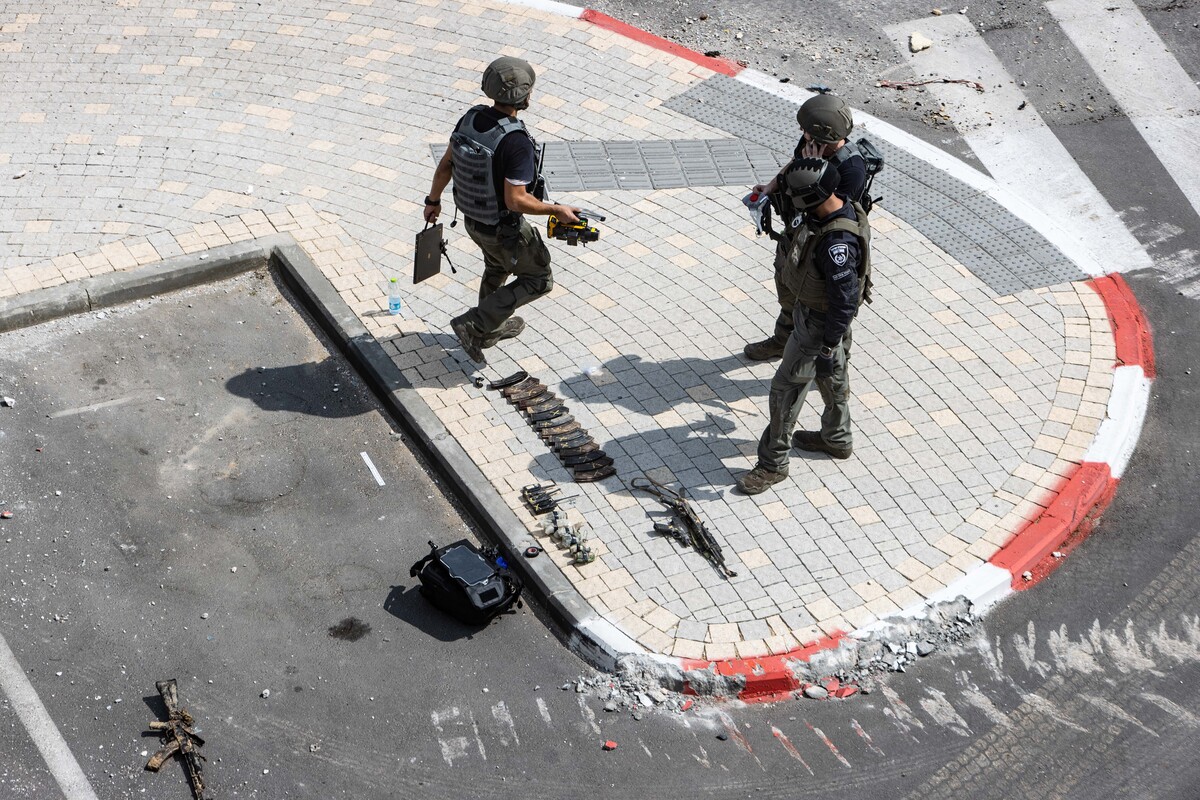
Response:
[815, 344, 836, 378]
[815, 353, 834, 378]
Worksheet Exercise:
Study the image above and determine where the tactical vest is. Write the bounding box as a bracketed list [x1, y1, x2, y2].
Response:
[784, 200, 873, 311]
[449, 106, 530, 226]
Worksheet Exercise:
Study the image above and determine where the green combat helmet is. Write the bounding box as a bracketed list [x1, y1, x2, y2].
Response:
[784, 157, 841, 210]
[481, 56, 536, 109]
[796, 93, 854, 144]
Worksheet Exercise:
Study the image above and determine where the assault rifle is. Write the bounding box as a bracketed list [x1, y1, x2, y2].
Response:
[631, 476, 737, 579]
[145, 678, 207, 799]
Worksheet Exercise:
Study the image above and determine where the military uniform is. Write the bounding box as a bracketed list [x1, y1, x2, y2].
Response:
[449, 106, 552, 346]
[765, 144, 867, 349]
[741, 194, 871, 493]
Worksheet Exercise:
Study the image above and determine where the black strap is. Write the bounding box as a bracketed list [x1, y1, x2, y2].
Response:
[409, 541, 439, 578]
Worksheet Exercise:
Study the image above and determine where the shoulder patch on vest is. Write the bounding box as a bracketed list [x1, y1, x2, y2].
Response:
[828, 242, 850, 267]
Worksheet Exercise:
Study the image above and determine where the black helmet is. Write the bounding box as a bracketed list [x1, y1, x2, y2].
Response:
[784, 158, 841, 210]
[482, 57, 536, 108]
[796, 94, 853, 144]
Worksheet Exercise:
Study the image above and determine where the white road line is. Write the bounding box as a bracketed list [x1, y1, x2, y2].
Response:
[0, 632, 100, 800]
[48, 396, 139, 418]
[359, 452, 385, 486]
[883, 14, 1152, 276]
[490, 701, 519, 746]
[535, 697, 552, 725]
[1048, 0, 1200, 220]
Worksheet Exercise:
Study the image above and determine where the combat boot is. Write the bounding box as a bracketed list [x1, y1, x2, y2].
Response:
[451, 315, 486, 365]
[743, 334, 787, 361]
[792, 430, 852, 459]
[481, 316, 525, 349]
[736, 463, 788, 495]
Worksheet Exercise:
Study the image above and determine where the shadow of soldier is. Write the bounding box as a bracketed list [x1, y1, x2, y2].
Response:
[375, 331, 480, 393]
[225, 360, 375, 419]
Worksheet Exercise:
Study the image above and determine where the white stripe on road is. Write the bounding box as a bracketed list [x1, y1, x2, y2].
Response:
[883, 14, 1152, 277]
[737, 69, 1109, 279]
[359, 452, 385, 486]
[0, 632, 100, 800]
[1048, 0, 1200, 221]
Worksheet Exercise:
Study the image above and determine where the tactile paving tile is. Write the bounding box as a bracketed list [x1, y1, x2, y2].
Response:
[429, 138, 784, 193]
[664, 75, 1088, 295]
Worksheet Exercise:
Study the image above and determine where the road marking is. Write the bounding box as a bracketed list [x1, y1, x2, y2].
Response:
[535, 697, 552, 725]
[0, 632, 100, 800]
[1048, 0, 1200, 221]
[359, 452, 385, 486]
[883, 13, 1152, 276]
[919, 687, 972, 736]
[576, 695, 601, 736]
[806, 721, 851, 769]
[1139, 692, 1200, 728]
[490, 701, 518, 746]
[770, 726, 814, 775]
[468, 707, 486, 760]
[881, 685, 926, 736]
[715, 709, 763, 770]
[1079, 694, 1160, 738]
[958, 686, 1014, 729]
[850, 719, 885, 757]
[48, 396, 138, 418]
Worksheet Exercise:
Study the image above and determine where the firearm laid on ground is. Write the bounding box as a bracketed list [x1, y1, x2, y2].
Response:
[145, 678, 207, 800]
[631, 475, 737, 579]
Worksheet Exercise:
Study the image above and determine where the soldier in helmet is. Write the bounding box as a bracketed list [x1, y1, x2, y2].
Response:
[424, 57, 581, 365]
[743, 93, 868, 363]
[737, 157, 872, 495]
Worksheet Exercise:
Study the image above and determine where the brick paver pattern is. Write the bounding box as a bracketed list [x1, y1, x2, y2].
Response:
[0, 0, 1116, 661]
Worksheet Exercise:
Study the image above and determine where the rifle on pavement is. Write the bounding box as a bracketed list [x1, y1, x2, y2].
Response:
[145, 678, 207, 799]
[631, 475, 737, 579]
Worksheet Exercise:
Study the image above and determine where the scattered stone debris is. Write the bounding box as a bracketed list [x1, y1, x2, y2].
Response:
[1, 397, 14, 407]
[571, 597, 981, 707]
[878, 77, 985, 92]
[260, 689, 271, 699]
[909, 32, 933, 52]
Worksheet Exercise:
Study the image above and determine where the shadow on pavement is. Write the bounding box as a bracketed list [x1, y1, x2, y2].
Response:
[225, 361, 375, 418]
[383, 584, 480, 642]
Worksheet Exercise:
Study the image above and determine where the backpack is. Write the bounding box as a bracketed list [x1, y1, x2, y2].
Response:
[409, 539, 523, 626]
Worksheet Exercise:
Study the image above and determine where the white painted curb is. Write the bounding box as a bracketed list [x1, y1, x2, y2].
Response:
[1084, 365, 1152, 479]
[502, 0, 584, 17]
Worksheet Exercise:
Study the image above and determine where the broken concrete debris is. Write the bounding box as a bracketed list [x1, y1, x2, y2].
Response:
[568, 596, 979, 708]
[909, 31, 933, 52]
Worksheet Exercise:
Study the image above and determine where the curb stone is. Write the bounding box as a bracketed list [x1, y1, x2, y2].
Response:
[500, 0, 1158, 700]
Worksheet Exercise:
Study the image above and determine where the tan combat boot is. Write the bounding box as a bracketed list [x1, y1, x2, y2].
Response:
[736, 464, 788, 495]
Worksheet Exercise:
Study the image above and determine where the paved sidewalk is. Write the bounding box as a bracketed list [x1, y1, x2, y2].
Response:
[0, 1, 1148, 683]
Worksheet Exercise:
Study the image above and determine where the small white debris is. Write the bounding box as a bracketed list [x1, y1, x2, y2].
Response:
[230, 566, 237, 573]
[200, 612, 209, 619]
[1052, 551, 1064, 559]
[1, 397, 14, 407]
[12, 171, 27, 180]
[260, 689, 270, 698]
[1022, 570, 1033, 581]
[909, 32, 933, 52]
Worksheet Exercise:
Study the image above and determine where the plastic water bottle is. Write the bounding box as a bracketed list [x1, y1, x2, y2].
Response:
[388, 277, 402, 316]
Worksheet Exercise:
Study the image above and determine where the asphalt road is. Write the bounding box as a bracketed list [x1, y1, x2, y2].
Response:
[0, 263, 1196, 800]
[3, 2, 1200, 795]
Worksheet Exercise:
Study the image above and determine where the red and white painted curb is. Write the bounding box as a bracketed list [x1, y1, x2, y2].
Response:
[507, 0, 1156, 700]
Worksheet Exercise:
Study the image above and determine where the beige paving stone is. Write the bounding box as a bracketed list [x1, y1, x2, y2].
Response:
[672, 639, 705, 660]
[738, 547, 772, 569]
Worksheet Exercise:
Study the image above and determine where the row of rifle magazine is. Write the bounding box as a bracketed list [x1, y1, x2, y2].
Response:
[486, 370, 615, 483]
